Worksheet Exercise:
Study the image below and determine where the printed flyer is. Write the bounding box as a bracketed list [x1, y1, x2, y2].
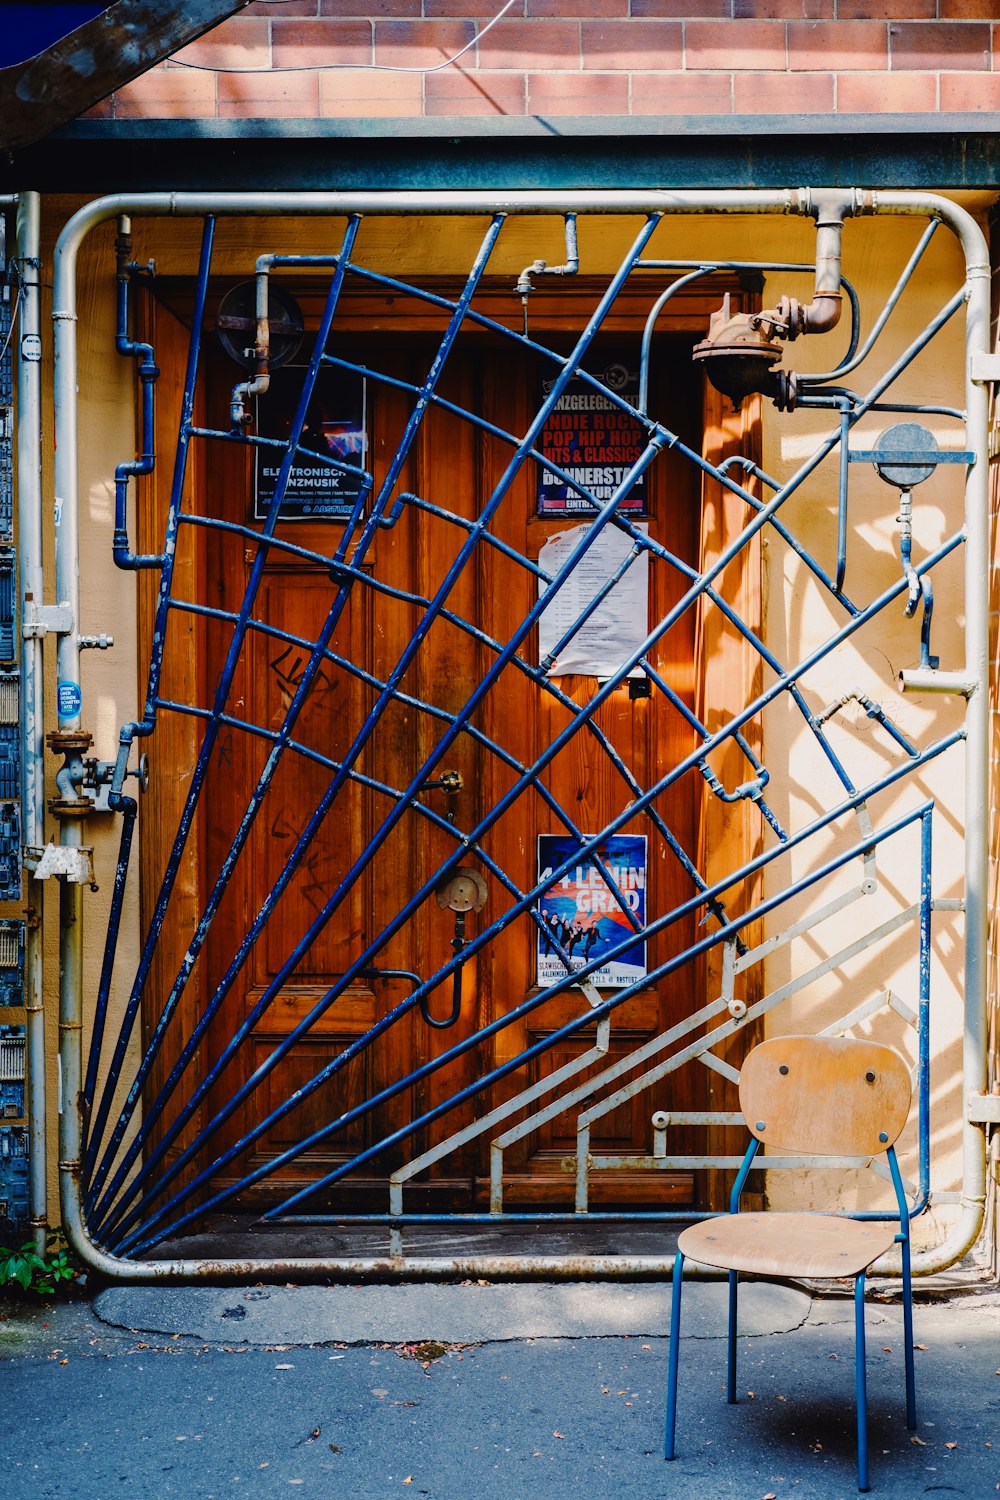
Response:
[536, 833, 647, 989]
[536, 360, 648, 516]
[255, 366, 367, 521]
[537, 522, 649, 679]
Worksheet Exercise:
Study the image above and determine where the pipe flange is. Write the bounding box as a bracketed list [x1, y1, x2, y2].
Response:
[46, 729, 93, 754]
[47, 797, 92, 819]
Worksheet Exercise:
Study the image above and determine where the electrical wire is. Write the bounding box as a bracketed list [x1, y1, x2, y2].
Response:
[171, 0, 519, 75]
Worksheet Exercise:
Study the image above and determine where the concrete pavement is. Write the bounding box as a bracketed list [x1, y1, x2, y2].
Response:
[2, 1276, 999, 1498]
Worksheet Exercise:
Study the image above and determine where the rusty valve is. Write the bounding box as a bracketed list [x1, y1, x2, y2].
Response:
[692, 294, 790, 411]
[693, 194, 848, 411]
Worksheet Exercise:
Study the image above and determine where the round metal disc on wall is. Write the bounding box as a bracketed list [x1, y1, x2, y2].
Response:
[435, 867, 488, 913]
[873, 421, 939, 489]
[216, 282, 304, 370]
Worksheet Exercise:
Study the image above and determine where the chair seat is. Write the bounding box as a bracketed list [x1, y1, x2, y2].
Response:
[678, 1211, 898, 1279]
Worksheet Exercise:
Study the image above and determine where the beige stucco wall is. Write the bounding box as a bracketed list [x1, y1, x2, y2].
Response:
[35, 197, 979, 1248]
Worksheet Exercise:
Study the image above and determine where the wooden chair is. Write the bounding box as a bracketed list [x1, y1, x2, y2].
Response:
[664, 1034, 916, 1492]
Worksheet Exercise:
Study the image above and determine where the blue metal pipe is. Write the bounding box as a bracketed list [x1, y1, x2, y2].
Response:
[919, 576, 936, 669]
[888, 1145, 917, 1430]
[86, 215, 366, 1192]
[88, 215, 528, 1206]
[97, 460, 676, 1229]
[802, 218, 939, 387]
[133, 516, 963, 1226]
[918, 810, 932, 1207]
[120, 800, 926, 1248]
[106, 512, 963, 1242]
[92, 212, 665, 1171]
[664, 1249, 684, 1461]
[117, 797, 937, 1252]
[84, 216, 219, 1171]
[717, 454, 860, 615]
[112, 224, 164, 571]
[82, 796, 136, 1115]
[837, 404, 851, 593]
[855, 1271, 870, 1492]
[727, 1270, 738, 1404]
[95, 217, 959, 1242]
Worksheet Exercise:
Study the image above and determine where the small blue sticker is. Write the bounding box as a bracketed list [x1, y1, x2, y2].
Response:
[57, 680, 82, 720]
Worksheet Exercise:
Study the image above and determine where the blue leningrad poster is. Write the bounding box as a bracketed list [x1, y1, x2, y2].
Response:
[536, 834, 647, 989]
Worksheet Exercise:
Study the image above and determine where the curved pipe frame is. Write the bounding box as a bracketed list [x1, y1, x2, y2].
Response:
[47, 188, 989, 1282]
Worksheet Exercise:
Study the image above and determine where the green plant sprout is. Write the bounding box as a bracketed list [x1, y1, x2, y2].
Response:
[0, 1228, 79, 1298]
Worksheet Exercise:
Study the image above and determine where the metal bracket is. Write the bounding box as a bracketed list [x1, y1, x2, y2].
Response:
[23, 843, 95, 885]
[969, 352, 1000, 384]
[966, 1092, 1000, 1125]
[22, 601, 73, 640]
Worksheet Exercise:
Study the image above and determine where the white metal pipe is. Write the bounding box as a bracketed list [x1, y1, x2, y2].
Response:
[14, 191, 46, 1255]
[50, 189, 990, 1282]
[876, 191, 990, 1275]
[898, 669, 976, 696]
[51, 193, 88, 1262]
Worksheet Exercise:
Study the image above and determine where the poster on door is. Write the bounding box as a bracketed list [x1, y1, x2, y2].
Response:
[537, 522, 649, 679]
[536, 360, 648, 516]
[255, 366, 367, 521]
[536, 834, 647, 989]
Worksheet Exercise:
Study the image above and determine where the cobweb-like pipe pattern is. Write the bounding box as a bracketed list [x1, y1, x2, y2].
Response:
[78, 207, 966, 1258]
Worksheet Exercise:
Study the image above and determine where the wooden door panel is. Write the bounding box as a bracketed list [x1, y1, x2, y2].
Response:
[143, 315, 730, 1209]
[248, 568, 369, 983]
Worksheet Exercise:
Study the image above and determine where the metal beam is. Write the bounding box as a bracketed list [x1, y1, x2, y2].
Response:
[0, 0, 252, 152]
[6, 120, 1000, 193]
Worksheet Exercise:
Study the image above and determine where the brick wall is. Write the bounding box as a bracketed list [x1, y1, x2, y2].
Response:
[82, 0, 998, 122]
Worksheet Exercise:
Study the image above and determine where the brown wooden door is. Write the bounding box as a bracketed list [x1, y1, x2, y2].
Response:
[140, 282, 749, 1215]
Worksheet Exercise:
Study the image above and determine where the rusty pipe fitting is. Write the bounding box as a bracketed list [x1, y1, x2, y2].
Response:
[693, 193, 850, 406]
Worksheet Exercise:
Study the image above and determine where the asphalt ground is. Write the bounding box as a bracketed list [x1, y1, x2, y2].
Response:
[2, 1277, 999, 1499]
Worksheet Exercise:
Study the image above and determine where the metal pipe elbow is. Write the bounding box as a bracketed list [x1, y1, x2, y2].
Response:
[799, 289, 843, 336]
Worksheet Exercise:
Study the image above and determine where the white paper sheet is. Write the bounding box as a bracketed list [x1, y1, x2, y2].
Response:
[537, 523, 649, 678]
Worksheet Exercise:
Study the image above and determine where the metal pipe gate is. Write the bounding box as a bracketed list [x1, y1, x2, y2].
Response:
[38, 188, 990, 1281]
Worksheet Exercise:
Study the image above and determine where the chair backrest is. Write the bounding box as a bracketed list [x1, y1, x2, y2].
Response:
[739, 1035, 912, 1157]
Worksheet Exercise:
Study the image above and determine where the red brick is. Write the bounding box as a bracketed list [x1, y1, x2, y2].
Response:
[248, 1, 319, 14]
[527, 70, 630, 111]
[631, 69, 733, 109]
[684, 19, 785, 69]
[734, 68, 833, 108]
[318, 68, 422, 114]
[837, 69, 937, 109]
[581, 20, 682, 68]
[837, 0, 933, 16]
[735, 0, 832, 17]
[272, 18, 372, 66]
[532, 0, 625, 13]
[942, 0, 997, 15]
[889, 21, 990, 70]
[633, 0, 730, 14]
[788, 21, 887, 69]
[426, 0, 525, 12]
[478, 19, 580, 68]
[170, 16, 270, 69]
[112, 66, 218, 118]
[940, 70, 1000, 107]
[217, 69, 321, 116]
[425, 67, 528, 112]
[374, 18, 476, 68]
[324, 0, 419, 12]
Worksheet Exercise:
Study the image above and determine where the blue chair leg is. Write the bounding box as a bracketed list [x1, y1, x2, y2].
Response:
[665, 1250, 684, 1460]
[727, 1269, 738, 1403]
[900, 1236, 917, 1430]
[855, 1272, 870, 1493]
